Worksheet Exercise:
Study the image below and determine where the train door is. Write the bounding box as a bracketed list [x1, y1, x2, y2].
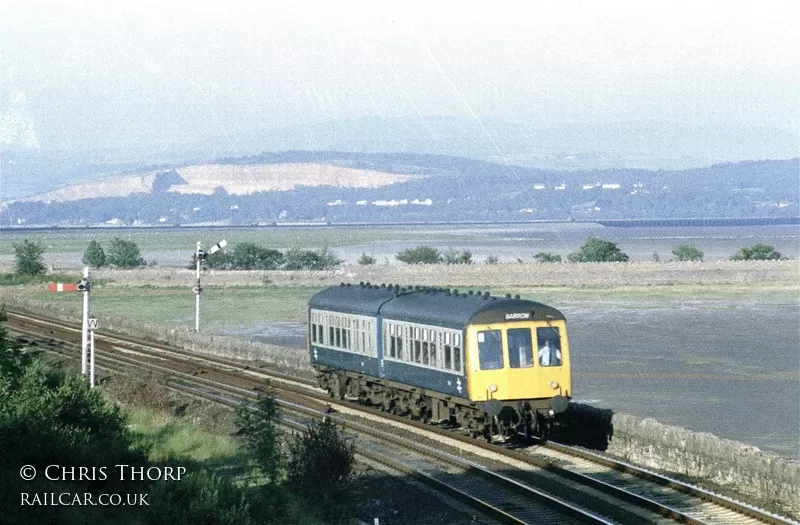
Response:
[465, 325, 510, 401]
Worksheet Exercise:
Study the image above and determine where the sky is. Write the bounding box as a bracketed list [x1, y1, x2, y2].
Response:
[1, 0, 798, 152]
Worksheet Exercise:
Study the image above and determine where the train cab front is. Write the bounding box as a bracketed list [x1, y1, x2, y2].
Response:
[466, 320, 571, 438]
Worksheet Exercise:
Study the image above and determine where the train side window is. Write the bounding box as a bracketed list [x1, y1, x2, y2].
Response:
[453, 346, 462, 373]
[507, 328, 533, 368]
[413, 340, 421, 363]
[329, 327, 334, 346]
[422, 342, 429, 365]
[429, 343, 437, 367]
[444, 345, 452, 369]
[477, 330, 503, 370]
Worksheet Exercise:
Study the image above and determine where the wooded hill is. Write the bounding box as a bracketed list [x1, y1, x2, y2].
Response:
[2, 153, 797, 226]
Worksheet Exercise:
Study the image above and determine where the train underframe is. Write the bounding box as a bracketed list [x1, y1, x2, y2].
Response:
[314, 366, 564, 441]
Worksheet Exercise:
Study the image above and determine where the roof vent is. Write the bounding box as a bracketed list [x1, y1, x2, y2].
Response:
[515, 295, 521, 299]
[506, 293, 511, 299]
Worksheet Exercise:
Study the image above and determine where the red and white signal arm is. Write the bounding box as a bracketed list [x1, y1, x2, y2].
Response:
[48, 283, 79, 292]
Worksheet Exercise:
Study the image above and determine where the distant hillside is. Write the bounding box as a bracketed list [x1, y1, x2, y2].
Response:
[8, 161, 421, 205]
[3, 117, 797, 201]
[1, 154, 797, 226]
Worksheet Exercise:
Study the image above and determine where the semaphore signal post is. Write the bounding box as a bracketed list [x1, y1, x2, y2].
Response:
[48, 266, 93, 386]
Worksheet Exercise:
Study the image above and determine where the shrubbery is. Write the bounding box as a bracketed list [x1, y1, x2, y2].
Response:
[13, 239, 46, 276]
[197, 244, 341, 270]
[672, 244, 704, 261]
[730, 243, 784, 261]
[567, 237, 629, 262]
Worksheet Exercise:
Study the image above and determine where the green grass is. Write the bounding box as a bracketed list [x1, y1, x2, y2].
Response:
[15, 284, 321, 328]
[127, 407, 240, 462]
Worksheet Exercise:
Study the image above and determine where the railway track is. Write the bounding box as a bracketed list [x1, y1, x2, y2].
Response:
[7, 308, 797, 525]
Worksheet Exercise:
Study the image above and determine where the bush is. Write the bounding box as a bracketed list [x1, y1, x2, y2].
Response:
[443, 248, 472, 265]
[287, 418, 356, 522]
[485, 255, 499, 264]
[284, 247, 342, 270]
[82, 240, 107, 268]
[534, 252, 562, 263]
[672, 244, 704, 261]
[396, 245, 442, 265]
[568, 237, 629, 262]
[358, 253, 377, 265]
[13, 239, 46, 276]
[230, 243, 284, 270]
[730, 243, 784, 261]
[146, 470, 251, 525]
[0, 316, 148, 523]
[106, 237, 146, 268]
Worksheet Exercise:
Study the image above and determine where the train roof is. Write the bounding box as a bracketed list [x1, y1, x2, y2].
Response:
[309, 283, 565, 328]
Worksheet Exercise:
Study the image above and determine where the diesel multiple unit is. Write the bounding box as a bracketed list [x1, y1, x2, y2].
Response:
[309, 283, 572, 439]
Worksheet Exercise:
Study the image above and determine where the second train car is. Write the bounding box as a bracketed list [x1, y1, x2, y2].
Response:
[309, 283, 572, 439]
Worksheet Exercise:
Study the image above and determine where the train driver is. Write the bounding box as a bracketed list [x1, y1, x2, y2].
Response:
[538, 339, 562, 367]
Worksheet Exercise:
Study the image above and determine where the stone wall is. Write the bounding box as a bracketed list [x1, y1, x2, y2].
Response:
[565, 403, 799, 519]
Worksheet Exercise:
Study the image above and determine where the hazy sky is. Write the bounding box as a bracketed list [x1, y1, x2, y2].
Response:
[1, 0, 798, 151]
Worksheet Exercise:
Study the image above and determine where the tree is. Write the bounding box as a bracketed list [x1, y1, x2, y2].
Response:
[287, 418, 356, 522]
[568, 237, 629, 262]
[358, 252, 377, 265]
[443, 248, 472, 265]
[730, 243, 784, 261]
[534, 252, 562, 263]
[235, 388, 283, 484]
[82, 240, 107, 267]
[396, 245, 442, 265]
[672, 244, 704, 261]
[284, 248, 341, 270]
[230, 243, 284, 270]
[106, 237, 146, 268]
[12, 239, 46, 276]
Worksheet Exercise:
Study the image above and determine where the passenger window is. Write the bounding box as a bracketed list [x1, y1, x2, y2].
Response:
[444, 345, 452, 369]
[477, 330, 503, 370]
[507, 328, 533, 368]
[422, 342, 429, 365]
[537, 327, 562, 367]
[414, 340, 421, 363]
[453, 345, 461, 372]
[429, 343, 437, 367]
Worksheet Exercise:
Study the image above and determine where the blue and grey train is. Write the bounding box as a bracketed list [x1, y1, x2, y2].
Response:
[308, 282, 572, 438]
